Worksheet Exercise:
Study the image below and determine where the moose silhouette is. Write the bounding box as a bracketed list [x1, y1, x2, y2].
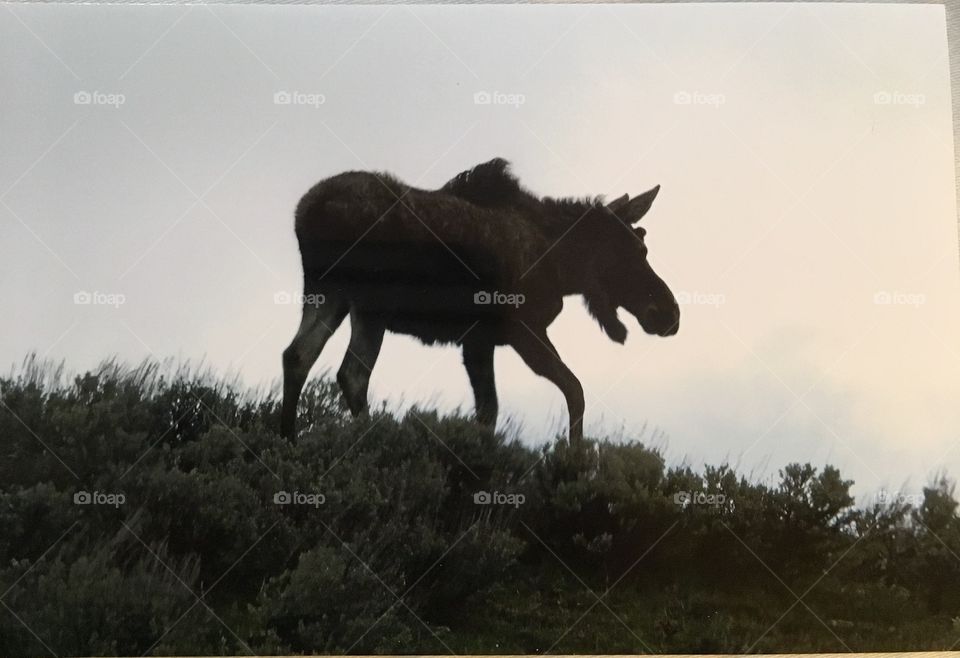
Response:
[281, 158, 679, 442]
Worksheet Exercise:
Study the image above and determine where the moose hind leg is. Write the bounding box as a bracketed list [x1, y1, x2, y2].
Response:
[463, 340, 498, 428]
[337, 310, 385, 416]
[281, 299, 348, 438]
[509, 327, 585, 444]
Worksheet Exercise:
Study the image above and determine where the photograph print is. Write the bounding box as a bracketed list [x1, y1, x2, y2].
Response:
[1, 1, 959, 655]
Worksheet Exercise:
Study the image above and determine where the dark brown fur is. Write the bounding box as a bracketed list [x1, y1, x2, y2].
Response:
[281, 159, 679, 443]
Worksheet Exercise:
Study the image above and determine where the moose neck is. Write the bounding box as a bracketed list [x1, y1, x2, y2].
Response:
[548, 240, 595, 296]
[536, 204, 609, 297]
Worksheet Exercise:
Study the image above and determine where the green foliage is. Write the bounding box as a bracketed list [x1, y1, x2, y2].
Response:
[1, 355, 958, 654]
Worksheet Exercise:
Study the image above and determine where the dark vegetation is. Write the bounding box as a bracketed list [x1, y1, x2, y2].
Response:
[2, 355, 960, 655]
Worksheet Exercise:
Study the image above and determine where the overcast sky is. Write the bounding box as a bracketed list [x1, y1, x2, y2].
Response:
[1, 2, 956, 498]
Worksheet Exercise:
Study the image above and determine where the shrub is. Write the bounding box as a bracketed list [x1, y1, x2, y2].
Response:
[0, 355, 957, 654]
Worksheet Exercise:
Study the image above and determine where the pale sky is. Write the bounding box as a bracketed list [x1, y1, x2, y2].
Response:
[1, 2, 956, 498]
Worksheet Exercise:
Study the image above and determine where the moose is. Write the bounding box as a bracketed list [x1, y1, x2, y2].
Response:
[280, 158, 679, 442]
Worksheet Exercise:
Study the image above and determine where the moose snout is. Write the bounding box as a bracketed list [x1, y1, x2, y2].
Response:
[642, 301, 680, 337]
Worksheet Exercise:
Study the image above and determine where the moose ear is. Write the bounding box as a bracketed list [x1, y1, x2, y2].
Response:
[623, 185, 660, 225]
[606, 193, 630, 213]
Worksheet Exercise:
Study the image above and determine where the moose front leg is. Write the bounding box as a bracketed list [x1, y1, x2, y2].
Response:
[463, 340, 498, 429]
[509, 326, 584, 444]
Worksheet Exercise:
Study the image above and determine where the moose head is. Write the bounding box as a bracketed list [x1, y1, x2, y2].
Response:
[577, 185, 680, 343]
